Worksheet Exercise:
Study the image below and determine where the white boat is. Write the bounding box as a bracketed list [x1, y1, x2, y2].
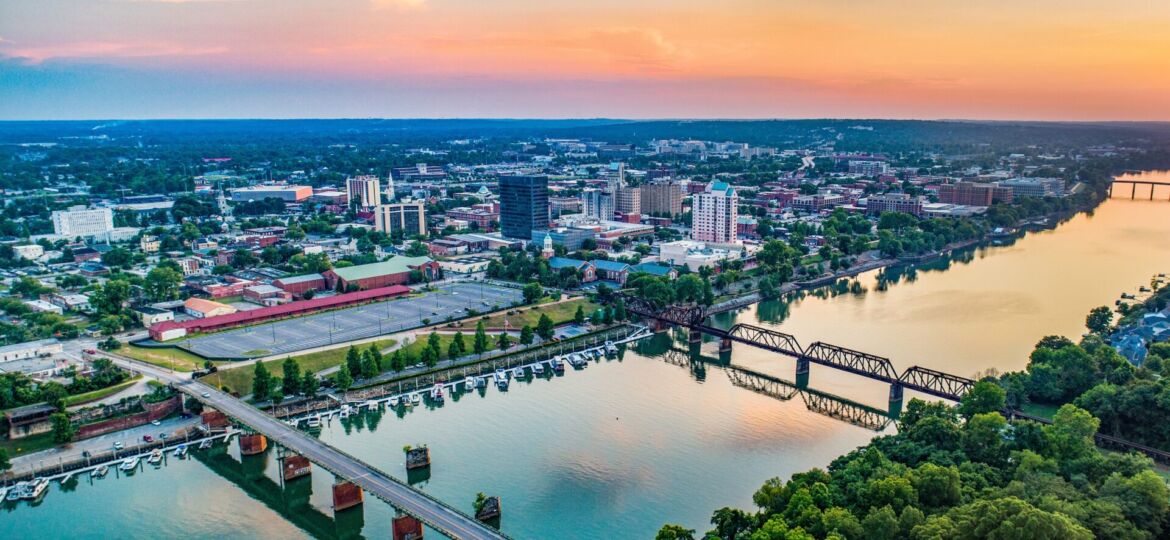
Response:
[198, 438, 213, 450]
[551, 357, 565, 373]
[476, 376, 487, 388]
[92, 465, 109, 478]
[512, 366, 525, 378]
[389, 396, 400, 407]
[147, 449, 163, 465]
[493, 369, 509, 389]
[339, 405, 351, 419]
[430, 384, 445, 402]
[532, 363, 545, 375]
[464, 376, 477, 389]
[410, 393, 421, 406]
[174, 445, 188, 459]
[605, 341, 617, 354]
[23, 478, 49, 501]
[365, 400, 379, 410]
[120, 456, 140, 471]
[0, 487, 6, 501]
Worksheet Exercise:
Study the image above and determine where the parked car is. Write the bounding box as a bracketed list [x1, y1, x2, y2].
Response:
[143, 435, 153, 443]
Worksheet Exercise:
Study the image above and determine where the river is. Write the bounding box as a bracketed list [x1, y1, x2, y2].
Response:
[6, 174, 1170, 539]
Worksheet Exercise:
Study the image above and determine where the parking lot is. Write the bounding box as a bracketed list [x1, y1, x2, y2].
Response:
[177, 282, 524, 359]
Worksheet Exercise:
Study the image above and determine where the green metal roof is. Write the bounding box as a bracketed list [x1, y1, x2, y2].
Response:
[330, 256, 433, 281]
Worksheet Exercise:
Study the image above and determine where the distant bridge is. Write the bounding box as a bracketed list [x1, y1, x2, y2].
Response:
[1110, 178, 1170, 200]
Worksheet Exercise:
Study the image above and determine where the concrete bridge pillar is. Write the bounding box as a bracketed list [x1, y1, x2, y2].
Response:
[796, 357, 810, 376]
[393, 515, 424, 540]
[239, 434, 268, 456]
[719, 337, 733, 353]
[282, 454, 312, 482]
[651, 319, 671, 333]
[688, 328, 702, 344]
[888, 383, 904, 404]
[333, 480, 364, 512]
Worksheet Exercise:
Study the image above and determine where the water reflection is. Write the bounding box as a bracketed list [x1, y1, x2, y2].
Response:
[634, 335, 896, 431]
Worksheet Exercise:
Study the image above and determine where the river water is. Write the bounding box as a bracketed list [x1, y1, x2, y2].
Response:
[6, 174, 1170, 539]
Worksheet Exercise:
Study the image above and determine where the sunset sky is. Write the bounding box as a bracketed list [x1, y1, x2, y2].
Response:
[2, 0, 1169, 120]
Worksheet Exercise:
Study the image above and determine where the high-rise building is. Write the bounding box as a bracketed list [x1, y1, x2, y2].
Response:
[582, 189, 614, 221]
[614, 186, 641, 216]
[692, 182, 738, 244]
[346, 175, 382, 208]
[51, 206, 114, 239]
[640, 181, 684, 217]
[499, 175, 549, 240]
[374, 200, 427, 237]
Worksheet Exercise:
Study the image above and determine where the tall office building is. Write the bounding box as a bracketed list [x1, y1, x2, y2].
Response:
[640, 181, 684, 217]
[374, 199, 426, 237]
[582, 188, 614, 221]
[614, 186, 641, 216]
[937, 181, 1013, 206]
[692, 182, 738, 243]
[499, 175, 549, 240]
[51, 206, 114, 239]
[346, 175, 382, 209]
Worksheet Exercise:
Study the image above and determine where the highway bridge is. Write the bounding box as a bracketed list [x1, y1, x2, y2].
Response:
[104, 353, 511, 540]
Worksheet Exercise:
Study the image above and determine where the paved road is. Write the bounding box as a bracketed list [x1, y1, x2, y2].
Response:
[104, 352, 509, 540]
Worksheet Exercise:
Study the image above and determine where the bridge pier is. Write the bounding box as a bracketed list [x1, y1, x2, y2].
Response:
[888, 383, 904, 405]
[795, 357, 810, 376]
[239, 434, 268, 456]
[719, 337, 733, 353]
[282, 454, 312, 482]
[650, 319, 671, 333]
[393, 515, 425, 540]
[688, 328, 702, 344]
[332, 480, 364, 512]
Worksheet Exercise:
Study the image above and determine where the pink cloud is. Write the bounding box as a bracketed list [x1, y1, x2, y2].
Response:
[1, 41, 227, 64]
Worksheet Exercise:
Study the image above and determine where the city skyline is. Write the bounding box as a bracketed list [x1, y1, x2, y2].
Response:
[2, 0, 1170, 120]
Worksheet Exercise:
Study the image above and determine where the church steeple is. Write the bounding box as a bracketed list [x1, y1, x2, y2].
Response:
[541, 232, 554, 259]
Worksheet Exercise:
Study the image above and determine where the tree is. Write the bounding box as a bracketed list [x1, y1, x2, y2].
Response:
[345, 346, 361, 378]
[0, 448, 10, 472]
[536, 313, 555, 340]
[421, 345, 437, 367]
[958, 380, 1006, 419]
[519, 325, 534, 345]
[360, 351, 379, 379]
[655, 524, 696, 540]
[710, 507, 752, 540]
[574, 305, 585, 324]
[50, 412, 76, 443]
[452, 332, 466, 356]
[252, 361, 272, 401]
[367, 344, 383, 371]
[474, 321, 489, 355]
[143, 266, 183, 302]
[301, 372, 319, 397]
[428, 332, 442, 359]
[497, 331, 512, 351]
[1086, 306, 1113, 335]
[281, 358, 301, 396]
[92, 280, 131, 316]
[269, 384, 284, 405]
[522, 282, 544, 304]
[335, 363, 353, 391]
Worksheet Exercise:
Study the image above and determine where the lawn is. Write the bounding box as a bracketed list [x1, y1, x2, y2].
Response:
[202, 338, 398, 395]
[1020, 402, 1062, 420]
[118, 344, 210, 372]
[64, 375, 143, 407]
[453, 297, 598, 331]
[0, 431, 58, 458]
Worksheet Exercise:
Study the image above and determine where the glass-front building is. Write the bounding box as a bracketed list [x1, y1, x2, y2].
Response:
[499, 175, 549, 240]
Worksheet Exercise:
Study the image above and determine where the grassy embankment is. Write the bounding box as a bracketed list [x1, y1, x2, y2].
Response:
[118, 344, 211, 372]
[63, 375, 144, 407]
[201, 338, 398, 395]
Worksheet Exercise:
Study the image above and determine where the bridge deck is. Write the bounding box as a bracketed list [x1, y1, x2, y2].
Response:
[107, 353, 510, 540]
